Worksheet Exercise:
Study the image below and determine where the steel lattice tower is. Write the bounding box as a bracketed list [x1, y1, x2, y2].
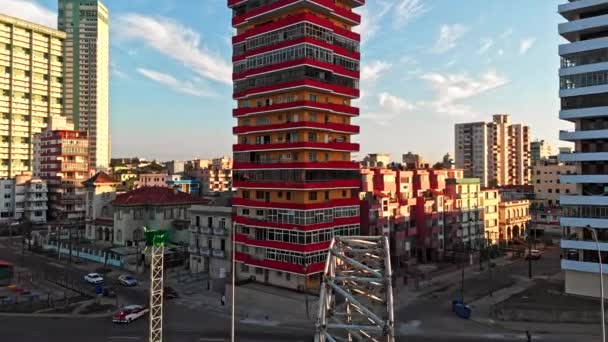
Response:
[315, 236, 395, 342]
[145, 229, 169, 342]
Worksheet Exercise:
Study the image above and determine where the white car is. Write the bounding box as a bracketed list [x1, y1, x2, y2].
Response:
[113, 305, 149, 323]
[84, 273, 104, 284]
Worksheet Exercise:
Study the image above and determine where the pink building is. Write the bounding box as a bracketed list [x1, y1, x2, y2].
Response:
[137, 173, 169, 188]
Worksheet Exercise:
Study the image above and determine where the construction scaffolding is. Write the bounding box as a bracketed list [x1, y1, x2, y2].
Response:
[145, 229, 169, 342]
[315, 236, 395, 342]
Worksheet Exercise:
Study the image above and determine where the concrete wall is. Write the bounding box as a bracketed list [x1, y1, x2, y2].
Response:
[42, 242, 123, 268]
[565, 269, 608, 298]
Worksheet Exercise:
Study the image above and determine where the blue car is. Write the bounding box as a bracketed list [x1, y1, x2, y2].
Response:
[118, 275, 138, 287]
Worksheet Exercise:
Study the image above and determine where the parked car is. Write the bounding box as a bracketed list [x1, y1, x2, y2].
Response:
[525, 249, 542, 260]
[118, 275, 138, 287]
[84, 273, 104, 284]
[164, 286, 179, 300]
[112, 305, 149, 324]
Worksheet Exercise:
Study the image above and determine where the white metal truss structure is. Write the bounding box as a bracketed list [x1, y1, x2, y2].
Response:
[149, 245, 165, 342]
[315, 236, 395, 342]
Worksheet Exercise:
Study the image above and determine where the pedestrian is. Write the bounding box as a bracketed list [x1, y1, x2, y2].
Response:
[526, 330, 531, 342]
[221, 294, 225, 306]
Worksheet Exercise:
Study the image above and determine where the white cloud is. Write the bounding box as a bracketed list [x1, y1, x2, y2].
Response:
[363, 92, 416, 126]
[519, 38, 536, 55]
[433, 24, 468, 53]
[137, 68, 216, 97]
[354, 1, 392, 43]
[0, 0, 56, 28]
[111, 62, 128, 79]
[378, 92, 416, 112]
[361, 61, 392, 82]
[393, 0, 429, 29]
[116, 14, 231, 84]
[420, 70, 509, 115]
[477, 38, 494, 55]
[500, 28, 514, 40]
[497, 49, 505, 56]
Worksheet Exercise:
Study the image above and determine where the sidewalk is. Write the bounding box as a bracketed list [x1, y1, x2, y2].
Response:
[394, 255, 516, 309]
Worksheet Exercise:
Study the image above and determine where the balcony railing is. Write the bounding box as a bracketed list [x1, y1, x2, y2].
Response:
[212, 249, 226, 258]
[213, 228, 228, 236]
[189, 246, 211, 256]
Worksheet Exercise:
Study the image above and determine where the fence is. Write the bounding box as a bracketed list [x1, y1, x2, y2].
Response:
[42, 242, 124, 268]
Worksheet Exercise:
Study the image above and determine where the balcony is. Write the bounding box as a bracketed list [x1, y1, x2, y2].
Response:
[189, 246, 211, 256]
[561, 106, 608, 121]
[231, 0, 361, 28]
[212, 249, 226, 258]
[232, 196, 359, 210]
[560, 152, 608, 162]
[234, 78, 359, 99]
[560, 129, 608, 141]
[233, 141, 359, 153]
[213, 228, 228, 236]
[234, 214, 359, 231]
[233, 100, 359, 117]
[559, 0, 608, 20]
[249, 161, 360, 170]
[561, 238, 608, 251]
[559, 13, 608, 42]
[561, 259, 608, 273]
[233, 121, 359, 135]
[233, 178, 360, 190]
[228, 0, 364, 8]
[561, 174, 608, 183]
[234, 57, 359, 82]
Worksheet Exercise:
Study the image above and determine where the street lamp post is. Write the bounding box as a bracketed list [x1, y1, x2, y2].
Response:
[589, 226, 606, 342]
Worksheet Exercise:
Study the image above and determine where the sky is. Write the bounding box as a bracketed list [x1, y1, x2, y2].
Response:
[0, 0, 569, 163]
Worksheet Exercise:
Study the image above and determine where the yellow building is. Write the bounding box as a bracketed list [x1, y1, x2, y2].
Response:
[0, 14, 66, 178]
[498, 199, 531, 243]
[446, 178, 483, 249]
[481, 189, 500, 245]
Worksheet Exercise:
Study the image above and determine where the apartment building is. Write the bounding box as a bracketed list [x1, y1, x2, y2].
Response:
[204, 157, 232, 194]
[188, 196, 232, 281]
[0, 173, 48, 223]
[0, 14, 66, 178]
[498, 200, 530, 243]
[530, 139, 553, 166]
[558, 0, 608, 298]
[362, 153, 391, 168]
[58, 0, 110, 170]
[533, 157, 577, 207]
[445, 178, 484, 250]
[229, 0, 363, 289]
[137, 173, 169, 188]
[402, 152, 425, 169]
[33, 115, 89, 220]
[481, 189, 500, 245]
[455, 114, 531, 187]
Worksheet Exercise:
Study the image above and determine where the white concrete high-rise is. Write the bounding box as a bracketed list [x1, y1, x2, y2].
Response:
[455, 114, 531, 187]
[558, 0, 608, 298]
[58, 0, 110, 170]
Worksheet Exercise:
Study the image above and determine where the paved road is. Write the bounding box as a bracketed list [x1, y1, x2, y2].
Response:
[396, 248, 565, 335]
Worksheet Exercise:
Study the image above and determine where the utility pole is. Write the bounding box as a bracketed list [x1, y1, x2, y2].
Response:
[460, 245, 465, 303]
[304, 263, 310, 319]
[528, 225, 532, 279]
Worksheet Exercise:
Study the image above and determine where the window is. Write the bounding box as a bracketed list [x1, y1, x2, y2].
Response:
[325, 191, 329, 200]
[309, 192, 317, 201]
[207, 217, 213, 227]
[286, 192, 292, 200]
[286, 273, 291, 281]
[241, 264, 249, 272]
[242, 190, 250, 199]
[309, 94, 318, 102]
[242, 208, 250, 216]
[342, 190, 347, 197]
[256, 209, 264, 216]
[255, 267, 264, 275]
[195, 216, 200, 227]
[278, 191, 283, 198]
[256, 191, 265, 200]
[3, 194, 9, 199]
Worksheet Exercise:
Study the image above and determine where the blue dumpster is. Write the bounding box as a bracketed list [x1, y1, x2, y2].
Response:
[453, 302, 472, 319]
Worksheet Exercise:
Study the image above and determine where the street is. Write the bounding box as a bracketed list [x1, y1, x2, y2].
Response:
[0, 241, 597, 341]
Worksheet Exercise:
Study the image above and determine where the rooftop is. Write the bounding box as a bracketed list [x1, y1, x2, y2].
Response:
[82, 172, 117, 186]
[113, 186, 208, 206]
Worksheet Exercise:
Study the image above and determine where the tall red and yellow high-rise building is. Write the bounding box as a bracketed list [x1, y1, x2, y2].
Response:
[229, 0, 363, 289]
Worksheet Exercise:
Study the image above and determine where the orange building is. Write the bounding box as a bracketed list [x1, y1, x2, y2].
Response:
[229, 0, 363, 289]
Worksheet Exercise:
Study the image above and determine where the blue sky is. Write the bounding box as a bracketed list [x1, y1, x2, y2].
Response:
[1, 0, 568, 163]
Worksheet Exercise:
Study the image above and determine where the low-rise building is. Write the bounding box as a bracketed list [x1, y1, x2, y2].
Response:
[481, 189, 500, 245]
[137, 173, 169, 188]
[167, 176, 201, 196]
[0, 173, 48, 223]
[83, 172, 118, 242]
[445, 178, 483, 250]
[111, 187, 206, 246]
[188, 196, 232, 280]
[362, 153, 391, 168]
[533, 157, 576, 207]
[165, 160, 185, 175]
[498, 199, 531, 243]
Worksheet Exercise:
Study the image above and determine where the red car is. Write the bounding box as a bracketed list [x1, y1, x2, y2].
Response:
[112, 305, 149, 324]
